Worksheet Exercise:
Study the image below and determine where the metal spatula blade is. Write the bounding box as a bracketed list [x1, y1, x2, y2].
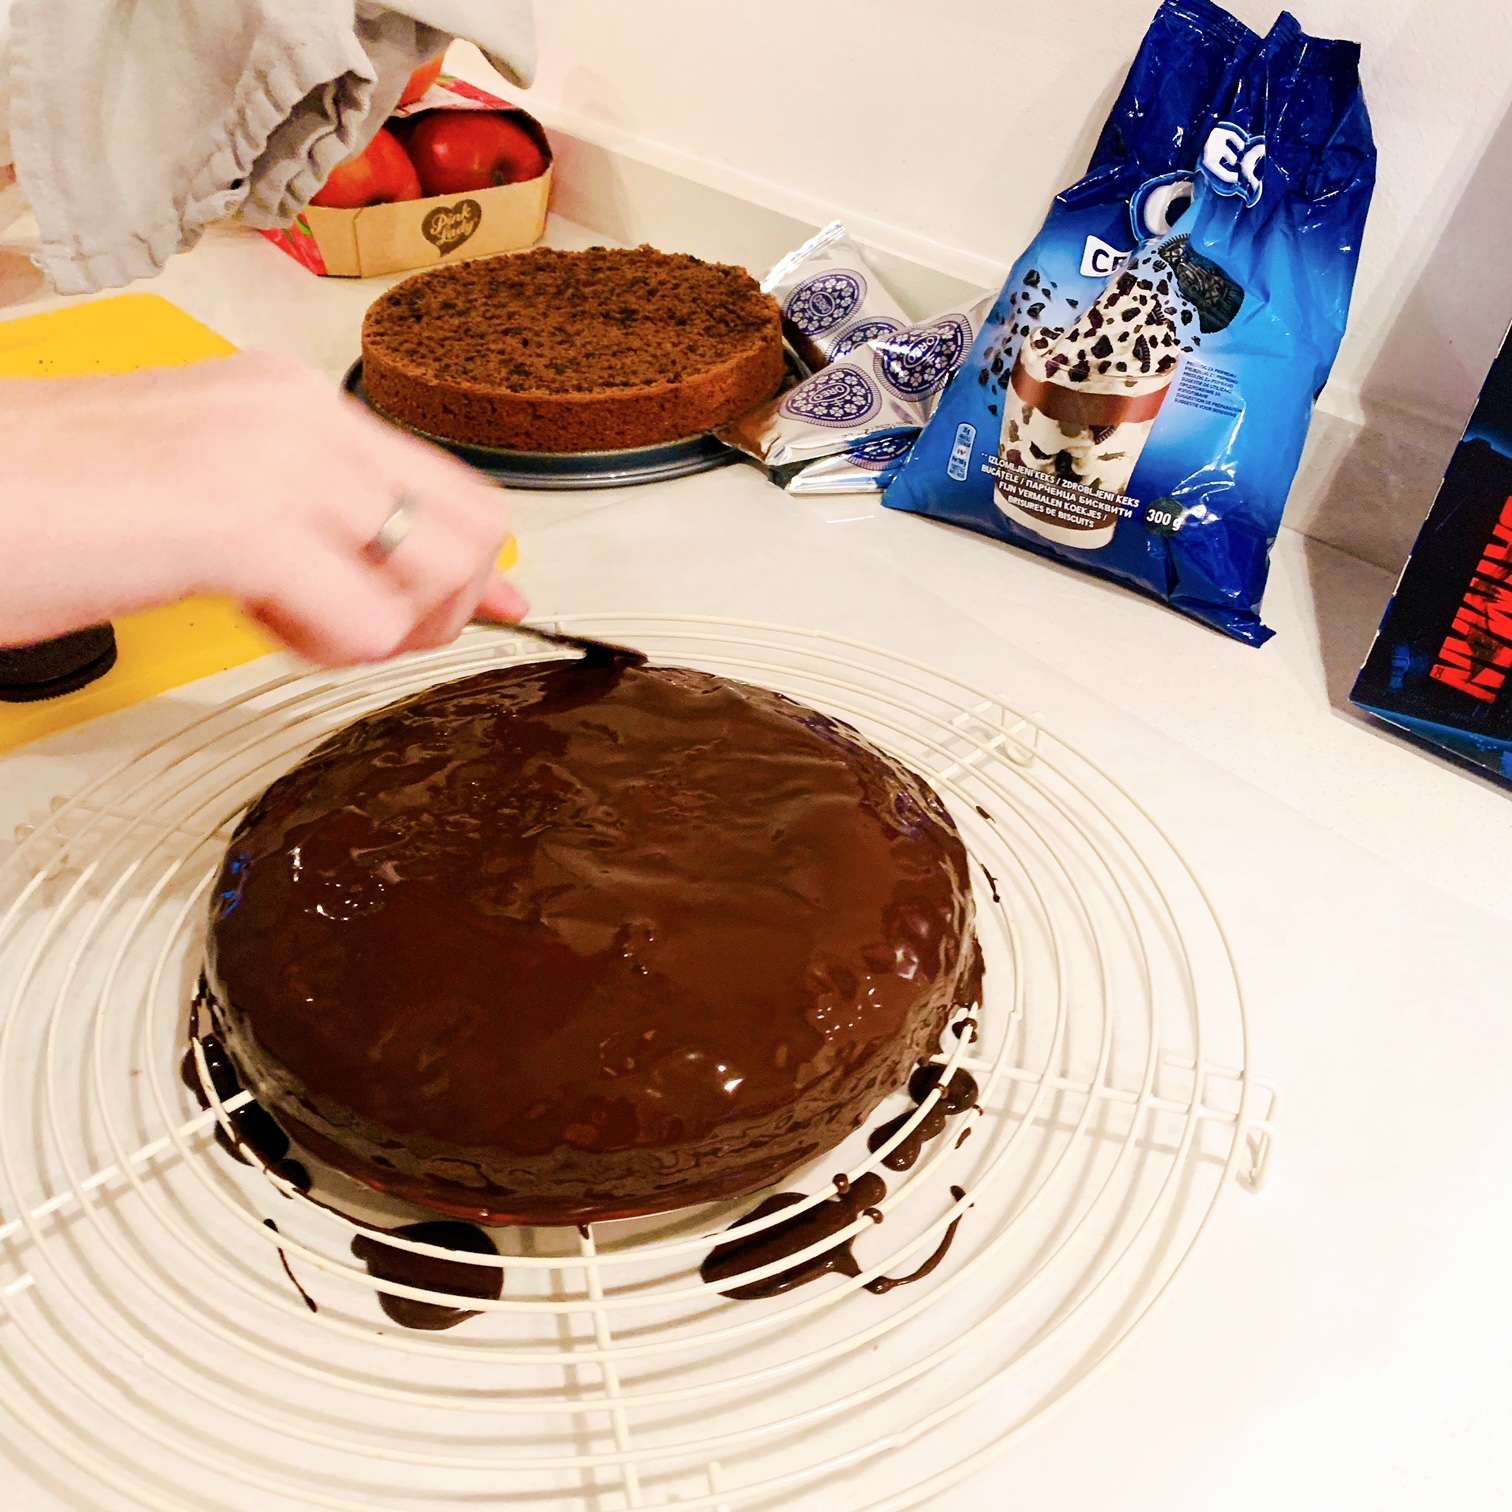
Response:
[492, 621, 647, 666]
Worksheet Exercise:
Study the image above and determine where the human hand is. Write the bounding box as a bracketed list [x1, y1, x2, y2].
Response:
[0, 351, 527, 664]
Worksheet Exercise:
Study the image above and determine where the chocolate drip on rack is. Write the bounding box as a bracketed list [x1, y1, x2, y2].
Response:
[263, 1219, 318, 1313]
[703, 1049, 981, 1297]
[350, 1221, 502, 1331]
[180, 1022, 310, 1195]
[862, 1187, 969, 1295]
[702, 1173, 972, 1300]
[907, 1062, 977, 1107]
[700, 1173, 887, 1300]
[866, 1065, 979, 1173]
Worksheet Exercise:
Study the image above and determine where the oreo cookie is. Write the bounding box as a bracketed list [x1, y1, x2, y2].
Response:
[761, 221, 908, 369]
[1157, 234, 1244, 333]
[873, 315, 972, 400]
[0, 625, 118, 703]
[830, 316, 905, 361]
[785, 271, 867, 338]
[779, 363, 882, 427]
[843, 433, 915, 471]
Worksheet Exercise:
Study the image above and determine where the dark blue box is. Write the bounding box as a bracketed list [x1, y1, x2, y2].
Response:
[1352, 330, 1512, 789]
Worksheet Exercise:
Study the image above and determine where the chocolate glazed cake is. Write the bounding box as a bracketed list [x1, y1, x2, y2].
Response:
[203, 656, 981, 1226]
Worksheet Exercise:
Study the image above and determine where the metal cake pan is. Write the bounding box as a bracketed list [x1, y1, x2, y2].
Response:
[342, 348, 806, 491]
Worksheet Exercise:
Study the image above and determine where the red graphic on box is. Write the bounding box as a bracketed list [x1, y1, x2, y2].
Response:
[260, 213, 328, 276]
[392, 75, 513, 118]
[431, 76, 511, 108]
[1429, 495, 1512, 704]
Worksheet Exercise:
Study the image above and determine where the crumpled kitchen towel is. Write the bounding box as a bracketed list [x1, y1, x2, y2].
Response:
[1, 0, 536, 295]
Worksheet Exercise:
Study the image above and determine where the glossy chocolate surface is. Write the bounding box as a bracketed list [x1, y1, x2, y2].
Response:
[206, 659, 979, 1224]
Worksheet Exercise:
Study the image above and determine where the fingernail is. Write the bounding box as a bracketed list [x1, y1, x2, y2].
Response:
[479, 577, 529, 623]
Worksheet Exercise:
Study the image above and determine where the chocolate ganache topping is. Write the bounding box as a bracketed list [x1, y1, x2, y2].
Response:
[204, 658, 981, 1225]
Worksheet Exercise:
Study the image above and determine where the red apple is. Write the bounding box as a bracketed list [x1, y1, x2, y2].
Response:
[310, 127, 422, 209]
[400, 55, 445, 107]
[407, 112, 548, 195]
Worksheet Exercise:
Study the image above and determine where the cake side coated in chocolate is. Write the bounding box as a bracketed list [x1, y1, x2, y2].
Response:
[361, 246, 786, 452]
[204, 659, 981, 1226]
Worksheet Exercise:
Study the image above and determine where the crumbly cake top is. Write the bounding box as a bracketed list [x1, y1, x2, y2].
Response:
[363, 245, 781, 396]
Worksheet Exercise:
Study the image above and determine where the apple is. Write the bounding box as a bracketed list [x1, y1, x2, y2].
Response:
[407, 113, 548, 196]
[310, 127, 423, 209]
[400, 54, 445, 107]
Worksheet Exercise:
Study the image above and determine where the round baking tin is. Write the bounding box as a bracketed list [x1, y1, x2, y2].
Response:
[342, 349, 806, 491]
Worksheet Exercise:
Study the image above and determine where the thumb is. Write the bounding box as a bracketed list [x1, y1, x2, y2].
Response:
[475, 574, 529, 623]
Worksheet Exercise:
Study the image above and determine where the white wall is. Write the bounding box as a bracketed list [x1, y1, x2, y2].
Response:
[512, 0, 1512, 439]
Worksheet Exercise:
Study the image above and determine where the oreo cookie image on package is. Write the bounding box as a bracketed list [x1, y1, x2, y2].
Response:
[719, 296, 993, 474]
[761, 221, 907, 371]
[786, 432, 917, 495]
[884, 3, 1376, 645]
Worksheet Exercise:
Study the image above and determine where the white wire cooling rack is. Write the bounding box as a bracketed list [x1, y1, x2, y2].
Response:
[0, 616, 1276, 1512]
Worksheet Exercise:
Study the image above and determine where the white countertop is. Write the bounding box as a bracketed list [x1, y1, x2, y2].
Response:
[2, 209, 1510, 1511]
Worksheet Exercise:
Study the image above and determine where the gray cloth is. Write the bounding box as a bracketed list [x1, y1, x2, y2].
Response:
[2, 0, 536, 294]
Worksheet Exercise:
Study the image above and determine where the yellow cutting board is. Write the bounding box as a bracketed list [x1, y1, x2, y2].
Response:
[0, 294, 516, 752]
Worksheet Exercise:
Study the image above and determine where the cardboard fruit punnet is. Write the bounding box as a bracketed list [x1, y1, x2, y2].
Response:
[261, 76, 551, 278]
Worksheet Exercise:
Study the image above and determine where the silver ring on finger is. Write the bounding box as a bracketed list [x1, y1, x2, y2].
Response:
[363, 494, 419, 565]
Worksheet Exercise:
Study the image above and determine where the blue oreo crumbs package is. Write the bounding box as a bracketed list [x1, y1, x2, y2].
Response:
[884, 2, 1376, 645]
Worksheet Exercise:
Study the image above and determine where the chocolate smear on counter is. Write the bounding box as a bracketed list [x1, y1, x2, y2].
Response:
[955, 1126, 973, 1148]
[180, 1030, 310, 1194]
[700, 1173, 888, 1300]
[862, 1187, 970, 1295]
[973, 804, 995, 824]
[350, 1221, 502, 1331]
[866, 1064, 979, 1172]
[263, 1219, 317, 1313]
